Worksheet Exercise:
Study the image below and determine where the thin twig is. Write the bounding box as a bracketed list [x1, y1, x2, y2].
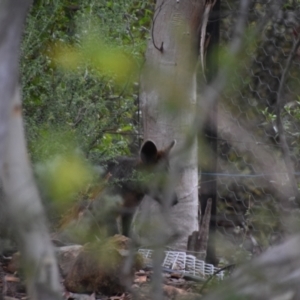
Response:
[72, 106, 87, 128]
[200, 0, 217, 81]
[199, 264, 235, 294]
[275, 35, 300, 206]
[121, 238, 139, 300]
[151, 0, 165, 52]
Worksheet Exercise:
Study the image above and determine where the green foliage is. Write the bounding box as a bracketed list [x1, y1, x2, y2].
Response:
[36, 153, 94, 209]
[21, 0, 155, 164]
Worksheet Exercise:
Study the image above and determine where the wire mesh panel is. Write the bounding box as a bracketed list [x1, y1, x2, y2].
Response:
[138, 249, 224, 279]
[163, 251, 186, 270]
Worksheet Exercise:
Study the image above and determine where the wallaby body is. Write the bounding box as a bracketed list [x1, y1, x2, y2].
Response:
[97, 140, 178, 236]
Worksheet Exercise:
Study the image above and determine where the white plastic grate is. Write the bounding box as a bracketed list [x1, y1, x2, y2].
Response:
[138, 249, 224, 280]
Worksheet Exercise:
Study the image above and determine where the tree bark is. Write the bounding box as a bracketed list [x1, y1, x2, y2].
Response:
[140, 0, 205, 250]
[199, 0, 220, 265]
[187, 198, 212, 260]
[2, 87, 62, 300]
[0, 0, 31, 171]
[0, 1, 63, 299]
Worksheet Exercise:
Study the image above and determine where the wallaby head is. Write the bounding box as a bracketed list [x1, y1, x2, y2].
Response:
[138, 139, 178, 205]
[140, 139, 176, 164]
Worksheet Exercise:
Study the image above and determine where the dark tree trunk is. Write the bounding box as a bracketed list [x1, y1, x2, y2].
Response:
[199, 0, 220, 265]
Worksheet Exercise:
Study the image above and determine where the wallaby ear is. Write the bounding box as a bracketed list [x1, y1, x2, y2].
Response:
[164, 139, 176, 154]
[140, 140, 158, 164]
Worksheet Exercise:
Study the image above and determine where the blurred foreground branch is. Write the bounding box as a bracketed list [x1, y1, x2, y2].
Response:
[203, 234, 300, 299]
[0, 1, 62, 299]
[275, 34, 300, 206]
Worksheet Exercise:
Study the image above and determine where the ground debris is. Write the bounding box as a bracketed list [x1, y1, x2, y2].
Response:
[0, 236, 209, 300]
[64, 235, 143, 295]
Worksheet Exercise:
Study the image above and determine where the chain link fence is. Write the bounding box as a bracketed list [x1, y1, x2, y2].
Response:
[212, 0, 300, 261]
